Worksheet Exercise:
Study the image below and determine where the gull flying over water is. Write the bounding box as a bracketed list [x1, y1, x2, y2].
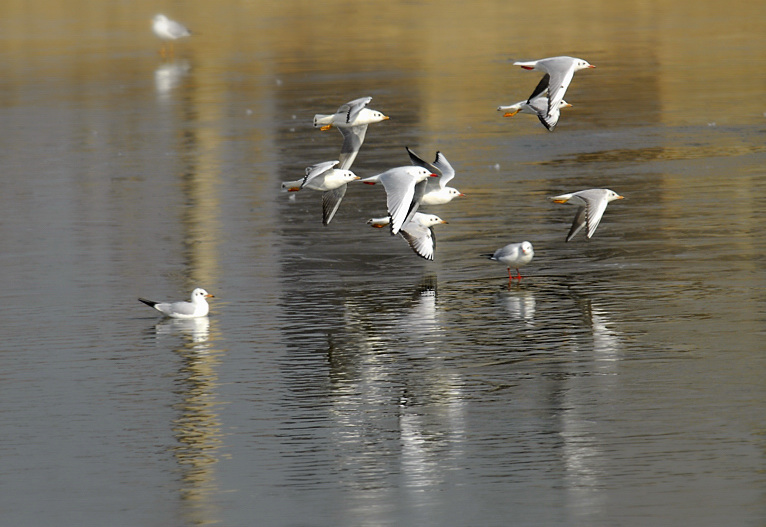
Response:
[405, 147, 464, 205]
[360, 166, 438, 236]
[313, 97, 390, 169]
[550, 188, 624, 241]
[368, 213, 448, 260]
[513, 56, 594, 130]
[281, 160, 360, 225]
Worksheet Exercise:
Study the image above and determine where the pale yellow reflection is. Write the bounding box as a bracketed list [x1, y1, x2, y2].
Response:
[155, 316, 227, 526]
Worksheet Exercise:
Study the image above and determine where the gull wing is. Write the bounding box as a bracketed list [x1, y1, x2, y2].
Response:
[546, 63, 576, 118]
[566, 206, 588, 242]
[400, 222, 436, 260]
[382, 171, 418, 236]
[584, 193, 610, 238]
[322, 185, 348, 225]
[526, 73, 550, 102]
[303, 160, 339, 187]
[536, 104, 561, 132]
[339, 96, 372, 124]
[431, 151, 455, 187]
[338, 125, 368, 170]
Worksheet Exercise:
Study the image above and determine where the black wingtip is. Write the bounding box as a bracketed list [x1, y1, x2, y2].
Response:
[138, 298, 158, 308]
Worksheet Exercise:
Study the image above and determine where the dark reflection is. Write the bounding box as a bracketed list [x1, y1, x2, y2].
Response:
[539, 142, 766, 167]
[151, 317, 226, 526]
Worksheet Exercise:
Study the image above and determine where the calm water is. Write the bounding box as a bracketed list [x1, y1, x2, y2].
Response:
[1, 1, 765, 526]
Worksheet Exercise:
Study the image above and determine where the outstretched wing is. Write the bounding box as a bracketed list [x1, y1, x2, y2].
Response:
[322, 185, 348, 225]
[338, 125, 368, 170]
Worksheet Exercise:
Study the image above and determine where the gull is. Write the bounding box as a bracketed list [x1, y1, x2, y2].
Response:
[139, 288, 213, 319]
[497, 95, 571, 117]
[281, 160, 360, 225]
[368, 213, 447, 260]
[314, 97, 390, 169]
[405, 147, 464, 205]
[360, 166, 438, 235]
[513, 56, 594, 130]
[152, 14, 191, 58]
[549, 189, 624, 241]
[313, 96, 389, 131]
[485, 241, 534, 281]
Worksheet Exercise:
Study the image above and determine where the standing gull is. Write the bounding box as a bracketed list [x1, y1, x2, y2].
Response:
[405, 147, 464, 205]
[550, 188, 624, 241]
[152, 14, 191, 58]
[281, 160, 360, 225]
[485, 241, 535, 281]
[360, 166, 438, 235]
[314, 97, 389, 169]
[513, 56, 594, 130]
[139, 288, 213, 319]
[368, 213, 448, 261]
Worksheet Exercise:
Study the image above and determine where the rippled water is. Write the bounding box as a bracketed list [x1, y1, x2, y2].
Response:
[1, 1, 765, 526]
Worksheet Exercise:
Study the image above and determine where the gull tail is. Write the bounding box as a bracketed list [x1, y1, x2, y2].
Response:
[138, 298, 158, 308]
[313, 114, 333, 128]
[281, 180, 303, 192]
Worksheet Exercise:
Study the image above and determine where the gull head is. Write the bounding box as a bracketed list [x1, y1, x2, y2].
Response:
[605, 189, 624, 202]
[521, 241, 534, 256]
[191, 288, 214, 301]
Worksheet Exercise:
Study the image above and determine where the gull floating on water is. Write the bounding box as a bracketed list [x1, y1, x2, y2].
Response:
[405, 147, 464, 205]
[152, 14, 191, 58]
[360, 166, 438, 236]
[485, 241, 534, 281]
[139, 288, 213, 318]
[281, 160, 360, 225]
[368, 213, 448, 260]
[514, 56, 594, 130]
[550, 188, 624, 241]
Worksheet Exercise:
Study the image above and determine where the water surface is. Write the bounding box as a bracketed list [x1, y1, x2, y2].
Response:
[1, 1, 765, 526]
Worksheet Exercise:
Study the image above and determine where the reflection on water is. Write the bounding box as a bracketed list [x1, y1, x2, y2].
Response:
[1, 0, 765, 525]
[154, 60, 191, 99]
[152, 317, 226, 526]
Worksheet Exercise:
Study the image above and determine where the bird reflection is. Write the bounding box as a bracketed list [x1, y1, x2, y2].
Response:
[321, 276, 467, 508]
[155, 316, 210, 345]
[148, 315, 225, 525]
[154, 60, 191, 98]
[497, 289, 536, 325]
[552, 291, 624, 518]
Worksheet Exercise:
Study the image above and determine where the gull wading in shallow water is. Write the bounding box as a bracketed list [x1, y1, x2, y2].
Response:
[513, 56, 594, 130]
[152, 14, 191, 58]
[405, 147, 464, 205]
[368, 213, 448, 261]
[550, 188, 624, 242]
[360, 166, 438, 236]
[281, 160, 360, 225]
[485, 241, 535, 282]
[139, 288, 213, 319]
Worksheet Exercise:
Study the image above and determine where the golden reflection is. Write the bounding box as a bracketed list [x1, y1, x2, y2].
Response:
[155, 317, 226, 526]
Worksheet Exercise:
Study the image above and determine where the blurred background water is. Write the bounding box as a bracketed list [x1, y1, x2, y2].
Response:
[0, 1, 764, 526]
